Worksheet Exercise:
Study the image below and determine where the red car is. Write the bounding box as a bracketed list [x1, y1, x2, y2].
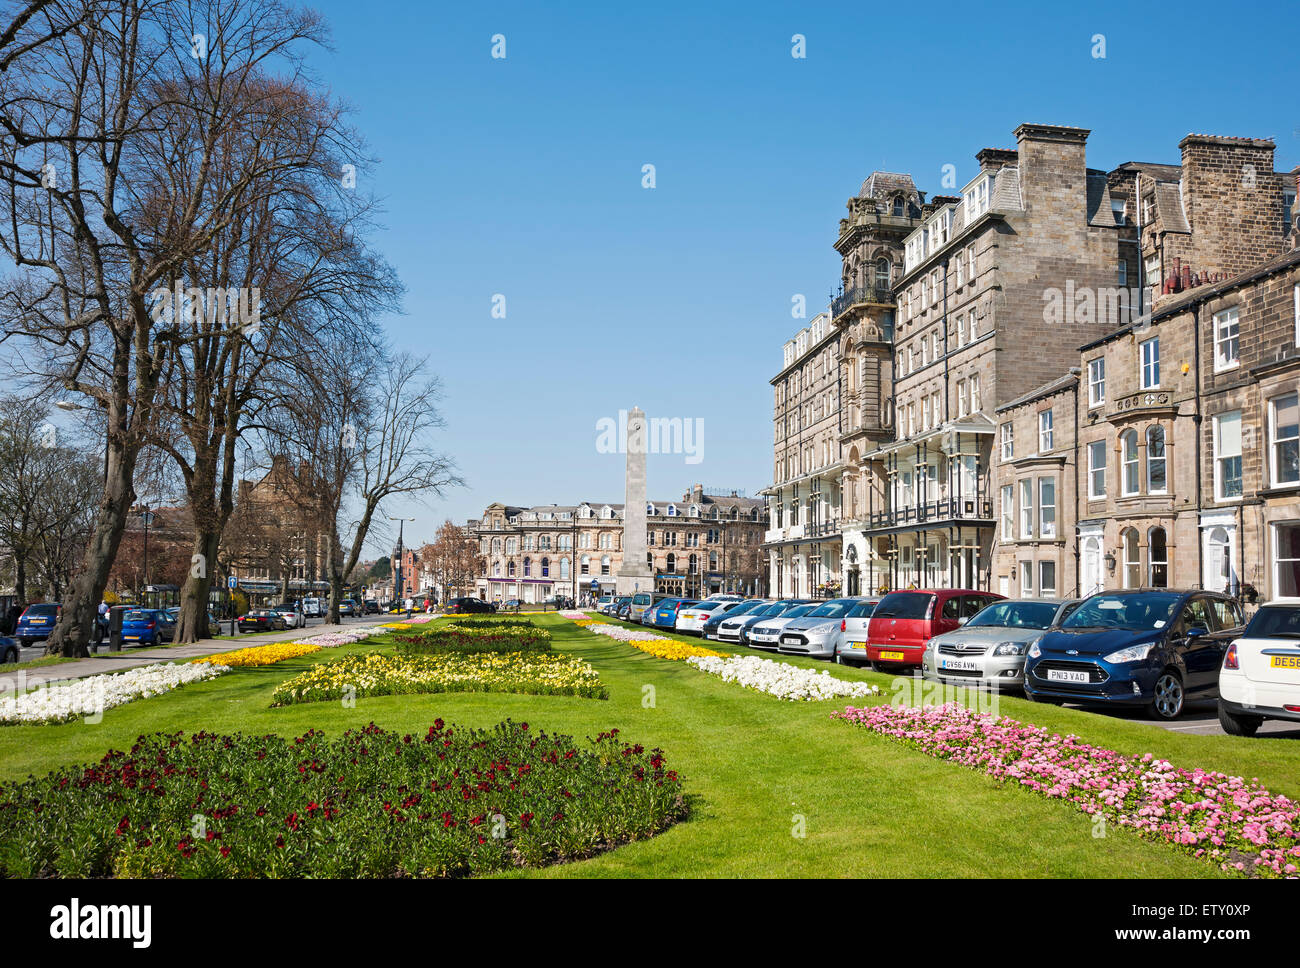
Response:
[865, 588, 1004, 670]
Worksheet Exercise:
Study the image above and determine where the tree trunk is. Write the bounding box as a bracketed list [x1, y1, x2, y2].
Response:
[45, 446, 135, 658]
[326, 529, 343, 624]
[176, 529, 219, 643]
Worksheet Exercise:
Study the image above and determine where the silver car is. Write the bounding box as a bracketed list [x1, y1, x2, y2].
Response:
[922, 598, 1080, 689]
[747, 603, 819, 650]
[777, 598, 864, 660]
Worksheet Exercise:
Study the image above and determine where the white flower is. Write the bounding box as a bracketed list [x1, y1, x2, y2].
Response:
[583, 623, 672, 644]
[686, 654, 882, 702]
[0, 662, 231, 725]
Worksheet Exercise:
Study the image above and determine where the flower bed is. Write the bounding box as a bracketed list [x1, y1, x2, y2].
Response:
[0, 720, 686, 877]
[394, 621, 551, 656]
[0, 663, 230, 726]
[835, 703, 1300, 878]
[296, 626, 390, 649]
[579, 622, 725, 660]
[192, 642, 321, 668]
[558, 610, 589, 620]
[270, 651, 607, 706]
[687, 655, 882, 701]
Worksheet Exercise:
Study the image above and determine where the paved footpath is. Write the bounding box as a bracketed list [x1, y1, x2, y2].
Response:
[0, 615, 389, 688]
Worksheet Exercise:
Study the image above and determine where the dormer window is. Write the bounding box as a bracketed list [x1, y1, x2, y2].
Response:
[892, 196, 905, 217]
[964, 176, 991, 222]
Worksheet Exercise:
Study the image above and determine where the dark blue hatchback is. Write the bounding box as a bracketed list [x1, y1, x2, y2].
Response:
[14, 603, 60, 647]
[1023, 589, 1245, 720]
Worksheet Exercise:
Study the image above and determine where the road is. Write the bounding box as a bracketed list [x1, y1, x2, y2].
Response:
[1067, 695, 1300, 739]
[3, 613, 391, 688]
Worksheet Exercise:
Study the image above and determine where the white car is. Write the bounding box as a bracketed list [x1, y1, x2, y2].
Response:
[1219, 602, 1300, 736]
[302, 598, 324, 618]
[675, 600, 737, 636]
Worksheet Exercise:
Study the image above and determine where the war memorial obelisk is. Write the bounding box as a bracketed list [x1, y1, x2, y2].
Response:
[616, 407, 653, 596]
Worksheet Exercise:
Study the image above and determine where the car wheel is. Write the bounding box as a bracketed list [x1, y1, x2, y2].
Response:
[18, 638, 30, 649]
[1217, 700, 1262, 737]
[869, 660, 889, 673]
[1149, 669, 1185, 720]
[3, 647, 16, 663]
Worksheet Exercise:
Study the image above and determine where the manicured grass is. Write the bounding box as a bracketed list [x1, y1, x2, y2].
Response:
[0, 613, 1296, 877]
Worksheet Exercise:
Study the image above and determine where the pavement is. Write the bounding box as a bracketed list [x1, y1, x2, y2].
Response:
[1076, 696, 1300, 739]
[1, 613, 392, 688]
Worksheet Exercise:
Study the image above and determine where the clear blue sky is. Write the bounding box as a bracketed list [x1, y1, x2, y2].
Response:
[304, 0, 1299, 553]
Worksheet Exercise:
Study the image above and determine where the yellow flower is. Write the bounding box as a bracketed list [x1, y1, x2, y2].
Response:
[192, 642, 321, 668]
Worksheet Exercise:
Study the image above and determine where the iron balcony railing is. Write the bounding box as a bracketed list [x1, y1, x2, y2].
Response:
[866, 499, 994, 529]
[831, 285, 894, 321]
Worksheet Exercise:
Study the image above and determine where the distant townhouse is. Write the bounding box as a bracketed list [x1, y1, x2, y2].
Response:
[469, 486, 764, 603]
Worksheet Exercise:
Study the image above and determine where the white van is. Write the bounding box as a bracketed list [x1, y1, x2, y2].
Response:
[302, 598, 324, 618]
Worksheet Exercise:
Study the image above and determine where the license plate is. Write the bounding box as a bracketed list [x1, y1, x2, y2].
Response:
[1270, 655, 1300, 669]
[1047, 669, 1089, 684]
[878, 650, 905, 661]
[31, 618, 47, 624]
[123, 635, 138, 641]
[940, 657, 979, 671]
[781, 635, 799, 644]
[846, 642, 865, 651]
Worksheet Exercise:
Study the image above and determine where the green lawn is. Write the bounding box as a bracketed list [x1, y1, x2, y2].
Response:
[1, 613, 1296, 878]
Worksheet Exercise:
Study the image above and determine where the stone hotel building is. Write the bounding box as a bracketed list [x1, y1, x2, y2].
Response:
[766, 123, 1300, 606]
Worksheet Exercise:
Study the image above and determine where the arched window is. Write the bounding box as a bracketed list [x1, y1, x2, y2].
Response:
[666, 553, 676, 573]
[1081, 536, 1103, 595]
[505, 538, 516, 554]
[1146, 426, 1166, 494]
[892, 196, 905, 217]
[507, 561, 515, 577]
[580, 555, 590, 575]
[1122, 528, 1141, 588]
[688, 554, 698, 574]
[491, 538, 502, 554]
[600, 555, 611, 576]
[1121, 430, 1140, 495]
[1147, 527, 1168, 587]
[541, 557, 550, 578]
[523, 557, 531, 577]
[560, 558, 570, 579]
[492, 560, 501, 577]
[875, 257, 891, 288]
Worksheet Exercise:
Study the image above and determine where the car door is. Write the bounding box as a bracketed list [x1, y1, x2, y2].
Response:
[1173, 597, 1218, 692]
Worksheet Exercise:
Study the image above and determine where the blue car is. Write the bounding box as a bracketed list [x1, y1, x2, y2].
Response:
[1023, 589, 1245, 720]
[119, 608, 177, 647]
[649, 598, 697, 629]
[0, 637, 18, 663]
[14, 603, 60, 648]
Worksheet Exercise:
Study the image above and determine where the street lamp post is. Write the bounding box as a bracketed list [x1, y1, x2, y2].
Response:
[388, 516, 415, 617]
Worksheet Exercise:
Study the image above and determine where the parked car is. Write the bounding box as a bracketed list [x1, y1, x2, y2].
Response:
[596, 594, 614, 613]
[1218, 602, 1300, 736]
[630, 593, 666, 624]
[921, 598, 1080, 688]
[237, 609, 289, 633]
[777, 598, 867, 660]
[0, 636, 19, 663]
[649, 598, 696, 629]
[747, 603, 821, 650]
[339, 599, 360, 617]
[161, 607, 221, 638]
[269, 602, 307, 629]
[716, 600, 804, 644]
[615, 597, 633, 620]
[444, 597, 493, 615]
[14, 603, 61, 648]
[1023, 589, 1245, 720]
[832, 598, 882, 665]
[702, 594, 745, 604]
[677, 599, 743, 636]
[700, 599, 766, 639]
[302, 598, 324, 618]
[865, 589, 1005, 671]
[363, 599, 380, 615]
[119, 608, 177, 646]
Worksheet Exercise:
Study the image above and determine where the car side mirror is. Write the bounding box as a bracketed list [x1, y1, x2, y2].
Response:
[1185, 626, 1207, 639]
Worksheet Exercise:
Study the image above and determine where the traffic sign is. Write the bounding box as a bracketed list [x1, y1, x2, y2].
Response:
[227, 575, 238, 589]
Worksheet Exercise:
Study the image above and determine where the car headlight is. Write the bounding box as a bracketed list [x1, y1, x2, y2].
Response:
[1027, 639, 1042, 659]
[1103, 643, 1154, 664]
[809, 622, 837, 634]
[991, 641, 1023, 656]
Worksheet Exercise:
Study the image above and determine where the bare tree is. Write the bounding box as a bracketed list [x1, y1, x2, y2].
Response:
[0, 0, 336, 654]
[425, 520, 481, 603]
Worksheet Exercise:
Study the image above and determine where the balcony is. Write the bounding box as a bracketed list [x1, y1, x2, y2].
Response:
[863, 498, 994, 530]
[831, 285, 893, 323]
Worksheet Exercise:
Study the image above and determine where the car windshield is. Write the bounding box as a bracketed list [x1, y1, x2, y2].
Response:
[847, 600, 877, 618]
[722, 602, 760, 617]
[807, 600, 855, 618]
[1243, 606, 1300, 639]
[778, 605, 816, 619]
[1062, 593, 1181, 631]
[872, 592, 933, 620]
[967, 601, 1061, 629]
